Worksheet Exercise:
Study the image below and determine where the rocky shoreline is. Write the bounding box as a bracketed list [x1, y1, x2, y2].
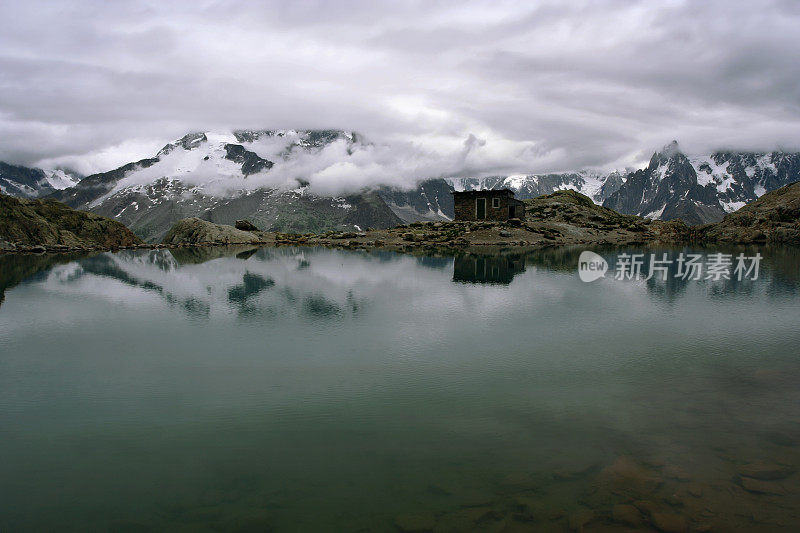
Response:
[2, 183, 799, 255]
[0, 241, 192, 254]
[0, 193, 142, 253]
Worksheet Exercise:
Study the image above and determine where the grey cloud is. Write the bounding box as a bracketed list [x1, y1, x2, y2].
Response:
[0, 0, 798, 180]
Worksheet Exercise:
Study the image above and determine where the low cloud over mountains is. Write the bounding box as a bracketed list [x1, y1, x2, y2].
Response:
[1, 0, 799, 185]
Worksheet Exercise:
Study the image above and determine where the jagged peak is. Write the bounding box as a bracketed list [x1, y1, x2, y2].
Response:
[232, 129, 359, 145]
[154, 129, 361, 156]
[157, 132, 208, 156]
[648, 140, 689, 170]
[662, 140, 681, 156]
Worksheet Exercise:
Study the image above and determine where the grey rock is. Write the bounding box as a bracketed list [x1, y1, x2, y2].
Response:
[234, 219, 260, 231]
[162, 218, 262, 245]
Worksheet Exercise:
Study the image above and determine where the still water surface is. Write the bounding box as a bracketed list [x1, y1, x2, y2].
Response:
[1, 246, 799, 531]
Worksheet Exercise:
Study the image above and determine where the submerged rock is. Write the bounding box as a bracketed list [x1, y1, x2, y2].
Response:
[612, 504, 643, 527]
[395, 512, 436, 532]
[512, 494, 544, 517]
[737, 476, 786, 495]
[663, 465, 691, 482]
[498, 472, 536, 492]
[737, 462, 793, 480]
[459, 506, 500, 524]
[685, 483, 704, 498]
[552, 458, 599, 480]
[431, 512, 472, 533]
[566, 507, 595, 530]
[632, 500, 658, 517]
[651, 511, 687, 532]
[596, 456, 664, 497]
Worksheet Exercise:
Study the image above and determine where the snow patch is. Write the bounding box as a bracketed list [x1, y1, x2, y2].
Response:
[756, 153, 777, 174]
[502, 174, 529, 189]
[44, 169, 81, 190]
[651, 161, 670, 183]
[722, 200, 746, 212]
[333, 197, 352, 209]
[644, 204, 666, 219]
[690, 156, 728, 187]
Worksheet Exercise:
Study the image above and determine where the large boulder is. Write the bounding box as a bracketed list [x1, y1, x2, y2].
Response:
[234, 219, 260, 231]
[162, 218, 263, 245]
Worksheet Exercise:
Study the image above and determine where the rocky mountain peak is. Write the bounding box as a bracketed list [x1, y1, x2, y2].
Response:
[604, 140, 727, 224]
[158, 132, 208, 157]
[661, 140, 681, 156]
[230, 129, 359, 147]
[223, 144, 274, 175]
[648, 140, 690, 172]
[5, 132, 799, 238]
[0, 161, 82, 199]
[42, 128, 396, 242]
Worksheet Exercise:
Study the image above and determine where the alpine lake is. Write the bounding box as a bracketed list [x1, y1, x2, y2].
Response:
[1, 244, 799, 532]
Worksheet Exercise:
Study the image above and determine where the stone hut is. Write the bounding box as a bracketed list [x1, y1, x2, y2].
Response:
[452, 189, 525, 222]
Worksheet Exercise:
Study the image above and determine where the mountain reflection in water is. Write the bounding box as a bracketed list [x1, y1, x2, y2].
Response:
[4, 245, 797, 313]
[1, 245, 800, 531]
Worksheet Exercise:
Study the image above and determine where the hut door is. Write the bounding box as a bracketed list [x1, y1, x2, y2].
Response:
[476, 198, 486, 219]
[509, 205, 515, 218]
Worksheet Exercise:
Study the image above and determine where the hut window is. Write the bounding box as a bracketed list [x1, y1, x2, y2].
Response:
[492, 197, 500, 208]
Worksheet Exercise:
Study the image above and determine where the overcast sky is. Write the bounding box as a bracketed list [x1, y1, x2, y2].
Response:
[1, 0, 799, 178]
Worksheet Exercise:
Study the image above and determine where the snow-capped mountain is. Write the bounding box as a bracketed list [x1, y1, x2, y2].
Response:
[446, 146, 800, 227]
[603, 141, 800, 224]
[9, 131, 799, 235]
[377, 171, 629, 224]
[51, 130, 401, 242]
[378, 179, 456, 222]
[691, 151, 800, 213]
[0, 162, 82, 198]
[448, 170, 627, 203]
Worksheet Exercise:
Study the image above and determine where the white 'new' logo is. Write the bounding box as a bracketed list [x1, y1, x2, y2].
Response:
[578, 251, 608, 282]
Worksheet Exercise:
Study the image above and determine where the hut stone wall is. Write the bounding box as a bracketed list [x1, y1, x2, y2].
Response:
[453, 190, 525, 222]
